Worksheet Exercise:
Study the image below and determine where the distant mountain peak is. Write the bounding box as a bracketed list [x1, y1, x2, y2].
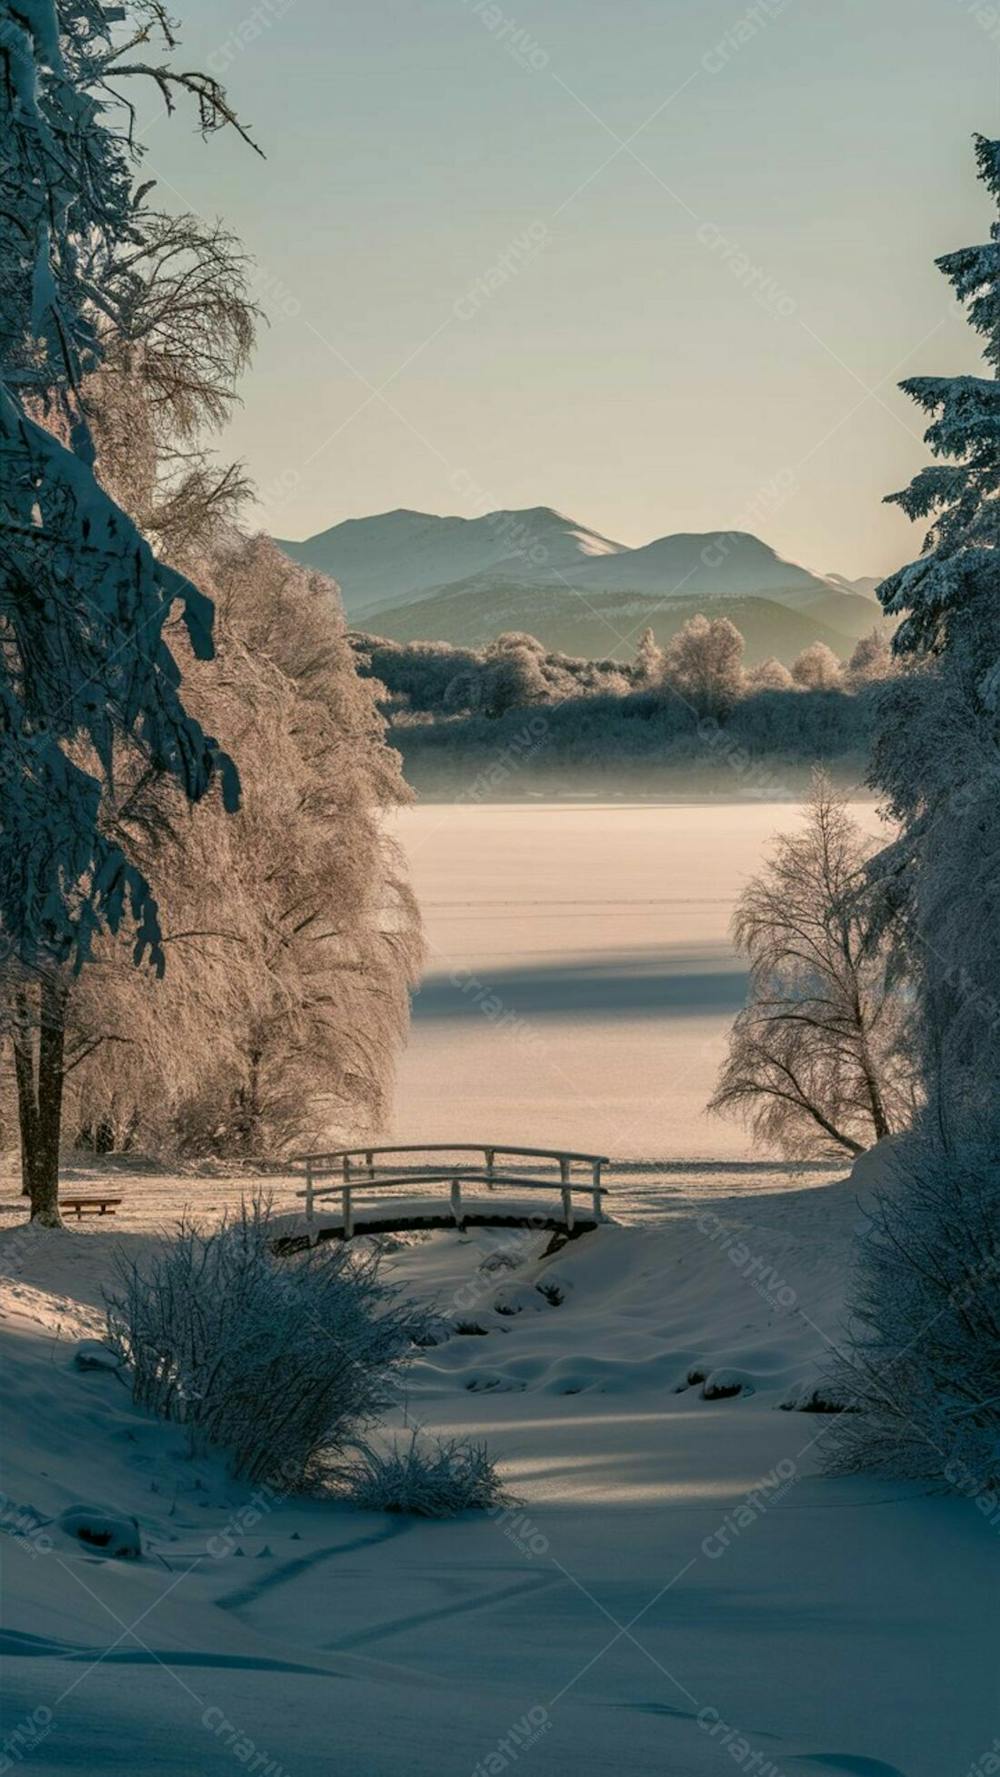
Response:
[276, 505, 628, 617]
[274, 505, 878, 634]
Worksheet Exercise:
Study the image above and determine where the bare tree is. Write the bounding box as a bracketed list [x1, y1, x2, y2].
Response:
[709, 776, 915, 1156]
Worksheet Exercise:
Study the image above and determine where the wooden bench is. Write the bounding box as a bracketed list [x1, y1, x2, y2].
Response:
[60, 1196, 122, 1220]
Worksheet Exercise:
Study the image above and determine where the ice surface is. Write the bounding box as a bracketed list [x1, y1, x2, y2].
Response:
[390, 800, 884, 1160]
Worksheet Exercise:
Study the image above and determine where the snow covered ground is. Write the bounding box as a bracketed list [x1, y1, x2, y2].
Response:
[1, 1164, 995, 1777]
[1, 801, 992, 1776]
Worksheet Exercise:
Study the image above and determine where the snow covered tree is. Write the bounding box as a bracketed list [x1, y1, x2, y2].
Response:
[0, 4, 251, 1219]
[791, 641, 842, 692]
[632, 626, 664, 689]
[867, 133, 1000, 1118]
[97, 536, 421, 1156]
[845, 626, 893, 689]
[480, 635, 550, 717]
[24, 105, 421, 1160]
[876, 135, 1000, 679]
[710, 777, 915, 1156]
[825, 139, 1000, 1487]
[42, 536, 422, 1163]
[76, 210, 257, 560]
[746, 655, 794, 693]
[662, 614, 746, 717]
[823, 1131, 1000, 1488]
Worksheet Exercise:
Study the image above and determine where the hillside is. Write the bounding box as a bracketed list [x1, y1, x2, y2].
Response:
[564, 528, 832, 599]
[362, 579, 870, 666]
[276, 508, 881, 660]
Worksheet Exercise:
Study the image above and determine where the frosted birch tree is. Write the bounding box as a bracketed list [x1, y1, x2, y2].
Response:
[791, 642, 842, 691]
[661, 614, 746, 717]
[710, 776, 914, 1156]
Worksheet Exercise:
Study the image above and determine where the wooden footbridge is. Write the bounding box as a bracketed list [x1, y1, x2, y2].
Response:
[294, 1143, 610, 1240]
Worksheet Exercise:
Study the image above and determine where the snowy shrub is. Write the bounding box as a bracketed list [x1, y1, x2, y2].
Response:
[822, 1136, 1000, 1489]
[105, 1202, 426, 1487]
[343, 1430, 512, 1517]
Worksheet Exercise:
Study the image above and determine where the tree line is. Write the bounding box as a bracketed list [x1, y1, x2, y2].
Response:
[356, 617, 893, 722]
[353, 621, 889, 791]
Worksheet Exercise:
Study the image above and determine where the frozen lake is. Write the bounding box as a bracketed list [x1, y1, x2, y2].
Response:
[391, 800, 881, 1162]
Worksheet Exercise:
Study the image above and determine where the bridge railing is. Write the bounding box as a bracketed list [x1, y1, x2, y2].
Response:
[291, 1143, 610, 1236]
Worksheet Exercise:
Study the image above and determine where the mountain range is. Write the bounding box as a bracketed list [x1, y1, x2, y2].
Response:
[275, 507, 884, 665]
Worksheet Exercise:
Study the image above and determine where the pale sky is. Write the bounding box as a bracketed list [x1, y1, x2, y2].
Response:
[134, 0, 999, 577]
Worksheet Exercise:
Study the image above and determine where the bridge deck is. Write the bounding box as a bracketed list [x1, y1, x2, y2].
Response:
[305, 1198, 603, 1244]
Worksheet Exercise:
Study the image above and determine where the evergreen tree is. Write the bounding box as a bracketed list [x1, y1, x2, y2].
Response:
[826, 137, 1000, 1488]
[0, 4, 247, 1220]
[876, 134, 1000, 686]
[868, 133, 1000, 1116]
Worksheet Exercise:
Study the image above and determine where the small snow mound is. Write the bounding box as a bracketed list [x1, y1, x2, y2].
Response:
[478, 1249, 522, 1276]
[780, 1379, 853, 1414]
[58, 1506, 142, 1559]
[493, 1284, 549, 1316]
[72, 1340, 122, 1373]
[700, 1368, 755, 1401]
